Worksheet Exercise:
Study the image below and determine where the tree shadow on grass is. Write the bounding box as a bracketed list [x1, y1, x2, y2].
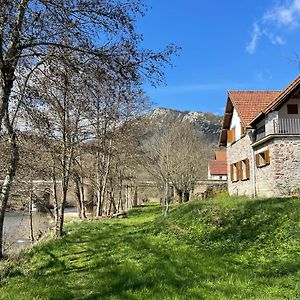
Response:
[1, 199, 300, 299]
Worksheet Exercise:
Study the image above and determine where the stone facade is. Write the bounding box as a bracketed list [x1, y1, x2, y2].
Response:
[252, 141, 274, 197]
[228, 134, 300, 198]
[227, 133, 255, 197]
[221, 76, 300, 198]
[269, 136, 300, 196]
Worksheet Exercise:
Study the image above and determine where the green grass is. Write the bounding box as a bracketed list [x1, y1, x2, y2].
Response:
[0, 197, 300, 299]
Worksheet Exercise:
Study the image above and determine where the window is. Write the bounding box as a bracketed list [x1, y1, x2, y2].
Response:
[287, 104, 298, 114]
[241, 159, 250, 180]
[230, 158, 250, 182]
[230, 163, 237, 182]
[255, 149, 270, 168]
[227, 127, 236, 144]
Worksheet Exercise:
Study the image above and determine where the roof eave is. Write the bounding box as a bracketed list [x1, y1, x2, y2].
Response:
[264, 75, 300, 114]
[249, 111, 265, 126]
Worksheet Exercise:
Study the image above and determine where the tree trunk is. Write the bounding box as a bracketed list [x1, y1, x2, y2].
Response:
[133, 186, 138, 208]
[79, 177, 86, 219]
[117, 190, 122, 213]
[183, 192, 190, 202]
[117, 174, 123, 213]
[96, 140, 112, 217]
[74, 177, 83, 219]
[52, 162, 60, 237]
[95, 147, 102, 216]
[108, 187, 117, 216]
[163, 181, 169, 217]
[0, 129, 19, 260]
[56, 183, 67, 238]
[175, 188, 183, 204]
[125, 185, 129, 211]
[55, 150, 74, 238]
[29, 190, 34, 242]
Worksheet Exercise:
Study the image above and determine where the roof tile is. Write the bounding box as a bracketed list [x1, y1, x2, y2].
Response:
[209, 160, 227, 175]
[228, 91, 281, 126]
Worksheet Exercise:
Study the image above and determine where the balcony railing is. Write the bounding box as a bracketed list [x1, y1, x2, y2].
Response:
[254, 119, 300, 142]
[273, 118, 300, 134]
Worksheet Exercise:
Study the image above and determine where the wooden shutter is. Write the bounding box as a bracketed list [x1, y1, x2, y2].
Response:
[227, 128, 236, 144]
[255, 154, 260, 167]
[237, 161, 243, 180]
[227, 129, 232, 144]
[232, 127, 236, 142]
[230, 164, 234, 182]
[264, 149, 270, 165]
[245, 158, 250, 179]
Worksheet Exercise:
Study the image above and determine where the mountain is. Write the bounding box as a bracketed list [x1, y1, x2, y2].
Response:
[145, 108, 222, 142]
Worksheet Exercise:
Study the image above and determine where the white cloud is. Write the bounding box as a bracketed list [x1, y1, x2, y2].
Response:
[263, 0, 300, 28]
[246, 0, 300, 53]
[255, 69, 273, 82]
[270, 35, 285, 45]
[246, 23, 262, 54]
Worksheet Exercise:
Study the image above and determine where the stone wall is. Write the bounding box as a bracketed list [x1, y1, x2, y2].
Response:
[227, 129, 300, 197]
[227, 134, 255, 197]
[246, 135, 300, 197]
[193, 180, 227, 199]
[253, 141, 275, 197]
[270, 136, 300, 196]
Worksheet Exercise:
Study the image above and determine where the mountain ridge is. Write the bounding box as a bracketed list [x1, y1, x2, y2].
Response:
[146, 107, 222, 142]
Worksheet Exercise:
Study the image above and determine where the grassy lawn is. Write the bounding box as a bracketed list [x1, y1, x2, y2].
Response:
[0, 196, 300, 299]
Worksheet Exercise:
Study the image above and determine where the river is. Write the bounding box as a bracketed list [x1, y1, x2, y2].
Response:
[3, 208, 78, 255]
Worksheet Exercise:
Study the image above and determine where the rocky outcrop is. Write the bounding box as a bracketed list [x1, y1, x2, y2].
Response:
[146, 108, 222, 142]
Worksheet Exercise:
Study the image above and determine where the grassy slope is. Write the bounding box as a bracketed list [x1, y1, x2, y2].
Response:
[0, 197, 300, 300]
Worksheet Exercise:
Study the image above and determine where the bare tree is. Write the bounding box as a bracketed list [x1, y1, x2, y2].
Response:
[139, 127, 172, 216]
[0, 0, 178, 258]
[140, 122, 214, 214]
[164, 123, 213, 203]
[22, 53, 92, 237]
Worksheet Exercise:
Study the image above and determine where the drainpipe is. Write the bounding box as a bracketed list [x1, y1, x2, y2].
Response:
[251, 146, 257, 198]
[248, 129, 257, 198]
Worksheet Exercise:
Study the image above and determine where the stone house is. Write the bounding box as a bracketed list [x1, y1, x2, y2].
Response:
[219, 75, 300, 197]
[208, 151, 227, 180]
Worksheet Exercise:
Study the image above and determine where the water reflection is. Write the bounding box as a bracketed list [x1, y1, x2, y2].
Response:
[3, 208, 77, 254]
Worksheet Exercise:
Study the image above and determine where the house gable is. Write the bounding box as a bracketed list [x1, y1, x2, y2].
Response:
[278, 97, 300, 118]
[263, 75, 300, 114]
[250, 75, 300, 126]
[219, 91, 280, 146]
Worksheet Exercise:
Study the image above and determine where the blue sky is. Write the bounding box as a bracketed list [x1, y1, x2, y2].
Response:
[138, 0, 300, 115]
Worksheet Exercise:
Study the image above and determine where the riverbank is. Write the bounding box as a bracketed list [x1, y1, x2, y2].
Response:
[0, 197, 300, 299]
[3, 207, 78, 255]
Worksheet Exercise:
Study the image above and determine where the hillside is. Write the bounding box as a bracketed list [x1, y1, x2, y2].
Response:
[146, 108, 222, 142]
[1, 196, 299, 299]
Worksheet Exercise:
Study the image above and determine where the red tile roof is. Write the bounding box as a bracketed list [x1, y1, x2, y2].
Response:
[228, 91, 281, 127]
[219, 75, 300, 146]
[209, 160, 227, 175]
